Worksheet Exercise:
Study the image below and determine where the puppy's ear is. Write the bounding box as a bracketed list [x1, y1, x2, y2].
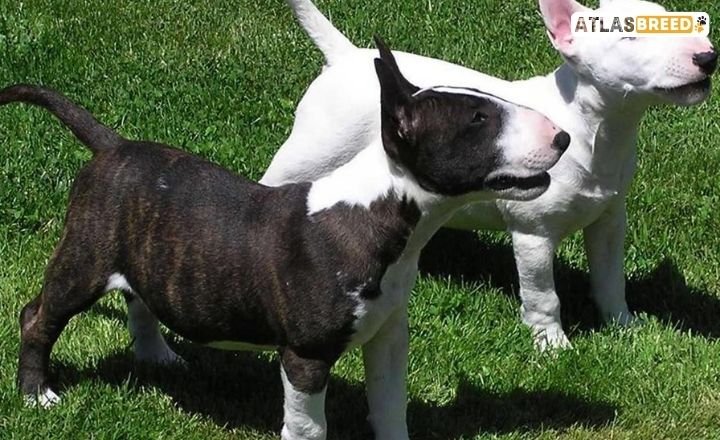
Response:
[374, 35, 420, 98]
[373, 35, 420, 162]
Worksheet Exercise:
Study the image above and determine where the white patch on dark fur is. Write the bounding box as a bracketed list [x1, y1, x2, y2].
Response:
[281, 365, 327, 440]
[306, 144, 391, 214]
[307, 141, 437, 215]
[25, 388, 60, 408]
[105, 273, 132, 292]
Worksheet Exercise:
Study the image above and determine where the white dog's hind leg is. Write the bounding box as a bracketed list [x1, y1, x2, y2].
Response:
[125, 294, 183, 365]
[512, 232, 571, 351]
[362, 307, 410, 440]
[583, 203, 634, 326]
[280, 365, 328, 440]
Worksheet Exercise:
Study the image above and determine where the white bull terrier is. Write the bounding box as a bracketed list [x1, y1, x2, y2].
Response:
[261, 0, 716, 350]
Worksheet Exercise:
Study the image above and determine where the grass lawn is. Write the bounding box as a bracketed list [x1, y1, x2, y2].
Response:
[1, 0, 720, 438]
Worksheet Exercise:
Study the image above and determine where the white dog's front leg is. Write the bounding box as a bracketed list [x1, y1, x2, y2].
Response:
[362, 307, 409, 440]
[583, 202, 634, 325]
[511, 231, 570, 351]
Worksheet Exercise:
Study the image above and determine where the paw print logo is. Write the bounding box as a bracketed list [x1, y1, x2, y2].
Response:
[695, 15, 707, 33]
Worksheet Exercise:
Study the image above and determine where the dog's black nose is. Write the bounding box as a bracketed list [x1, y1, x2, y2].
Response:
[693, 49, 718, 75]
[552, 131, 571, 152]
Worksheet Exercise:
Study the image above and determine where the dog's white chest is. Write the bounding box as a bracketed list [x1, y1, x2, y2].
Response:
[347, 259, 417, 349]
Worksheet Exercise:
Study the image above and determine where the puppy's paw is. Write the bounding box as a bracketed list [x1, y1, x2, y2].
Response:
[533, 325, 572, 352]
[25, 388, 61, 408]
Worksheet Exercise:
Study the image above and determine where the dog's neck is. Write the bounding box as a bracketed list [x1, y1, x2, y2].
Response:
[306, 139, 473, 256]
[306, 139, 441, 215]
[530, 63, 648, 180]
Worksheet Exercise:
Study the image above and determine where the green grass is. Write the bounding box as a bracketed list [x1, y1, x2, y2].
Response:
[1, 0, 720, 438]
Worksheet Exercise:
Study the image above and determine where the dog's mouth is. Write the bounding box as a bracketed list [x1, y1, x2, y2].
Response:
[484, 171, 551, 201]
[653, 77, 712, 103]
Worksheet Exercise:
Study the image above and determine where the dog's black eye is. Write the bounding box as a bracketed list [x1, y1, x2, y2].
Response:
[471, 111, 488, 125]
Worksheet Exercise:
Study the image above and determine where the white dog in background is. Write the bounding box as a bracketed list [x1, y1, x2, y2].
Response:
[262, 0, 716, 350]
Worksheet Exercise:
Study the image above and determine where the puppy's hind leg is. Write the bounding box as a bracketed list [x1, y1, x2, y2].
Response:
[18, 295, 60, 407]
[18, 239, 109, 407]
[122, 292, 183, 365]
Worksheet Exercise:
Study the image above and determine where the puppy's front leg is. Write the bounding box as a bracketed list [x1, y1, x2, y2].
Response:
[583, 201, 634, 325]
[511, 231, 570, 351]
[280, 349, 330, 440]
[362, 307, 409, 440]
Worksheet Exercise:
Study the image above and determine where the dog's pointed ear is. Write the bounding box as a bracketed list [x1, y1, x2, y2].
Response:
[374, 35, 420, 98]
[538, 0, 589, 57]
[374, 35, 421, 161]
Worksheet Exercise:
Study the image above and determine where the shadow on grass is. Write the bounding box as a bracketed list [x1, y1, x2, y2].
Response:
[52, 343, 616, 439]
[419, 228, 720, 338]
[60, 229, 715, 438]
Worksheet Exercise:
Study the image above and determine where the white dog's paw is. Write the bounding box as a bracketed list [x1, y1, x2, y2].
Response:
[135, 343, 186, 367]
[603, 308, 639, 327]
[617, 312, 647, 328]
[158, 349, 187, 367]
[25, 388, 61, 408]
[533, 325, 573, 352]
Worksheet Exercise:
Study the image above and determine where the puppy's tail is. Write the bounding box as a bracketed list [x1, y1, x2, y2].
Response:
[0, 84, 123, 153]
[286, 0, 356, 66]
